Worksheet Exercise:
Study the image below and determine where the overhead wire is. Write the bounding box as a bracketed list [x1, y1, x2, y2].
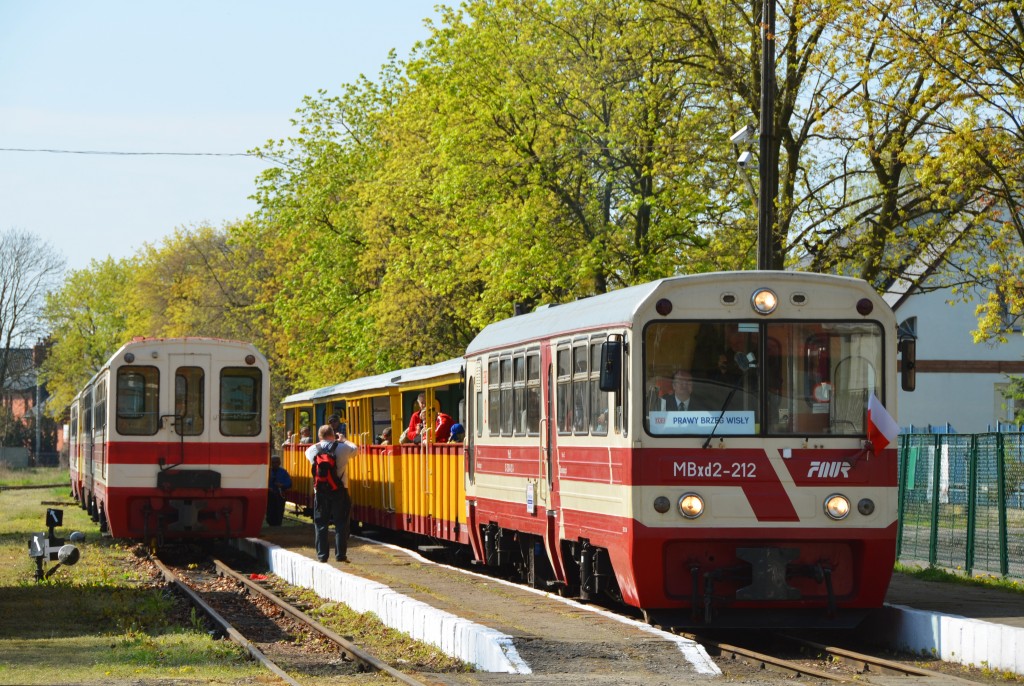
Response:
[0, 147, 257, 157]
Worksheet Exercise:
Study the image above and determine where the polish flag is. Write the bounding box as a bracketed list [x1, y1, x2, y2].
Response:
[867, 393, 899, 452]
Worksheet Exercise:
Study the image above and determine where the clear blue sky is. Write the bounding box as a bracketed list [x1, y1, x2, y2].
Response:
[0, 1, 441, 271]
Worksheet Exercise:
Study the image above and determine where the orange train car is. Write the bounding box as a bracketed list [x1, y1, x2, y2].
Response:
[280, 359, 468, 548]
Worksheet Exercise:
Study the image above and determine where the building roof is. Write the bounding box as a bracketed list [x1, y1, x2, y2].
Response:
[1, 349, 36, 393]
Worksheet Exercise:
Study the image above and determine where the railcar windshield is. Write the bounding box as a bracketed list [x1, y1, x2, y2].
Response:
[116, 366, 159, 435]
[643, 320, 883, 437]
[220, 367, 262, 436]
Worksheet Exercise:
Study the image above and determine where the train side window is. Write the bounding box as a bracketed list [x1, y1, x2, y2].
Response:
[94, 381, 107, 431]
[174, 366, 205, 436]
[220, 367, 262, 437]
[572, 342, 588, 434]
[513, 354, 526, 435]
[556, 347, 571, 433]
[500, 356, 514, 435]
[116, 366, 159, 435]
[526, 352, 541, 434]
[589, 341, 608, 435]
[487, 358, 500, 436]
[83, 390, 93, 433]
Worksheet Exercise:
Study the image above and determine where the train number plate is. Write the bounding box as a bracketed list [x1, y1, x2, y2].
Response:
[672, 460, 757, 479]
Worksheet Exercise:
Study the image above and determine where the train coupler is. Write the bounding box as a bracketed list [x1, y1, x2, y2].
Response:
[735, 546, 801, 601]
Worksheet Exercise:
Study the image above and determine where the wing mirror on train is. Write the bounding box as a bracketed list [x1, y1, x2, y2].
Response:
[599, 339, 623, 393]
[899, 337, 916, 392]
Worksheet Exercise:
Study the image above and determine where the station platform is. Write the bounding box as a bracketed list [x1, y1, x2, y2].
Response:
[238, 523, 721, 683]
[863, 570, 1024, 676]
[242, 521, 1024, 680]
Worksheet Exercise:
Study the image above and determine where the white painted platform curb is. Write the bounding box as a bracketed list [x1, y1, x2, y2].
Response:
[235, 538, 531, 674]
[869, 603, 1024, 676]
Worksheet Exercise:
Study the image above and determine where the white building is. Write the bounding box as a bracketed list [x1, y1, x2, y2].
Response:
[886, 278, 1024, 433]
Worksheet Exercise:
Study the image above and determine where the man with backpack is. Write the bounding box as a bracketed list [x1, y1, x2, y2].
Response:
[305, 424, 357, 563]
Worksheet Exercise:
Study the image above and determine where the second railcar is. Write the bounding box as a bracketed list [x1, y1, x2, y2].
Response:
[68, 337, 271, 543]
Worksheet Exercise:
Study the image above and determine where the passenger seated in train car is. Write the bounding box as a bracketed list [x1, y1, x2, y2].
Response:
[376, 426, 392, 444]
[281, 432, 296, 446]
[400, 393, 426, 444]
[299, 426, 312, 444]
[328, 414, 347, 438]
[431, 401, 455, 442]
[448, 423, 465, 443]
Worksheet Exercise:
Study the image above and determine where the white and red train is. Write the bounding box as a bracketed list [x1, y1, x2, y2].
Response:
[69, 337, 271, 544]
[282, 271, 915, 627]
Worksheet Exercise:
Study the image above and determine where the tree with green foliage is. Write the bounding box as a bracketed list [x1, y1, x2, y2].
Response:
[39, 257, 137, 418]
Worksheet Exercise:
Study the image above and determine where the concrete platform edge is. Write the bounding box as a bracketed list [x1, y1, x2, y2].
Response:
[235, 537, 532, 674]
[863, 603, 1024, 675]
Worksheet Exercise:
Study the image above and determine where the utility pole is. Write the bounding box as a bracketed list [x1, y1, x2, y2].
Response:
[757, 0, 777, 271]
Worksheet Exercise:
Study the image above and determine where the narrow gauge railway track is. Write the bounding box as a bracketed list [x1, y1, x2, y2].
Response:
[149, 553, 430, 686]
[681, 630, 985, 684]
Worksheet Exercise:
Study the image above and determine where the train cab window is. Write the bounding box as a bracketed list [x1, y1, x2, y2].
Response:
[589, 342, 609, 435]
[526, 352, 541, 434]
[643, 320, 883, 437]
[70, 405, 78, 443]
[556, 347, 571, 433]
[572, 342, 588, 434]
[116, 367, 160, 435]
[220, 367, 262, 436]
[174, 367, 205, 436]
[487, 359, 500, 436]
[773, 321, 882, 436]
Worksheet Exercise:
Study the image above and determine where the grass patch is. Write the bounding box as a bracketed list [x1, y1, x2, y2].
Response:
[0, 468, 261, 685]
[895, 562, 1024, 594]
[0, 464, 67, 488]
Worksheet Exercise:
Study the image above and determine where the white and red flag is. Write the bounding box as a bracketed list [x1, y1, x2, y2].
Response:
[867, 393, 899, 452]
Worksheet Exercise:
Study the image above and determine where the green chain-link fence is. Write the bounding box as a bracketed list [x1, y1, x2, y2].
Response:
[898, 432, 1024, 578]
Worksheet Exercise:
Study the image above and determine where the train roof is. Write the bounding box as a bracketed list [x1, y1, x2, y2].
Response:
[465, 271, 885, 355]
[466, 280, 662, 356]
[281, 357, 464, 406]
[72, 336, 267, 402]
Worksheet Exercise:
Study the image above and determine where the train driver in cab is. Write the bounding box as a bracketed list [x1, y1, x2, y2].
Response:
[658, 369, 710, 412]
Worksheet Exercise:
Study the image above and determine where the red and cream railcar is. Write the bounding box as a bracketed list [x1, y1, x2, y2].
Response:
[462, 271, 913, 627]
[68, 337, 271, 543]
[281, 359, 468, 547]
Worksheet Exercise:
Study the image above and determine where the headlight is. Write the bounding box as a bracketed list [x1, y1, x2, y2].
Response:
[678, 493, 705, 519]
[653, 496, 671, 514]
[824, 494, 851, 520]
[751, 288, 778, 314]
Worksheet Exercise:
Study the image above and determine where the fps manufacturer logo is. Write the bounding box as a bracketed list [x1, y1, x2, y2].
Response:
[807, 461, 850, 478]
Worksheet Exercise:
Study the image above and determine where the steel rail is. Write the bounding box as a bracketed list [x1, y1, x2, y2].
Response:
[782, 634, 982, 684]
[685, 633, 855, 683]
[212, 558, 431, 686]
[150, 554, 302, 686]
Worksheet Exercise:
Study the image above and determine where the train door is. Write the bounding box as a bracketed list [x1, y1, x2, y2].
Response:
[540, 342, 568, 585]
[169, 353, 211, 468]
[83, 388, 95, 513]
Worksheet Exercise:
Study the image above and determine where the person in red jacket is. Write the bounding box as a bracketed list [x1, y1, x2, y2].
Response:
[401, 392, 426, 444]
[434, 409, 455, 442]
